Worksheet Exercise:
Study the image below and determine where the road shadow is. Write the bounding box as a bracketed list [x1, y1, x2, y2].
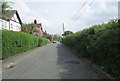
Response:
[57, 43, 102, 79]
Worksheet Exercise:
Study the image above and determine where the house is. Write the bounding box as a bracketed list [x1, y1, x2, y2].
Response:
[34, 20, 52, 42]
[34, 20, 43, 37]
[45, 34, 52, 41]
[43, 30, 52, 42]
[0, 10, 22, 31]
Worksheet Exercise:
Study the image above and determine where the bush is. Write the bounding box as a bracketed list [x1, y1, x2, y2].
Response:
[0, 31, 2, 59]
[62, 19, 120, 78]
[2, 30, 48, 58]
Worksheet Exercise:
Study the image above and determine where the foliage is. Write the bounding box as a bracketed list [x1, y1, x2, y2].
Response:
[1, 0, 13, 19]
[62, 19, 120, 78]
[62, 30, 73, 36]
[1, 0, 12, 13]
[0, 31, 1, 59]
[2, 30, 48, 59]
[21, 23, 38, 35]
[52, 34, 62, 41]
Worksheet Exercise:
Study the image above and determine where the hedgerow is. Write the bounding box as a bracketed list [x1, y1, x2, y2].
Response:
[62, 19, 120, 78]
[2, 30, 48, 59]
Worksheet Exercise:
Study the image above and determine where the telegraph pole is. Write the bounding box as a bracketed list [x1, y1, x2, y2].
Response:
[63, 23, 65, 34]
[118, 1, 120, 23]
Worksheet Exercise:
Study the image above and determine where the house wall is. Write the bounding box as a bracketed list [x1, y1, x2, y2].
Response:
[9, 20, 21, 31]
[36, 23, 43, 37]
[11, 14, 20, 23]
[0, 19, 9, 30]
[9, 13, 21, 31]
[0, 11, 21, 31]
[0, 19, 21, 31]
[38, 27, 43, 37]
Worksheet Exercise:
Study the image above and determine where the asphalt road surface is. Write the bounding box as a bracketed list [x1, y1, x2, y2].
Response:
[2, 43, 103, 79]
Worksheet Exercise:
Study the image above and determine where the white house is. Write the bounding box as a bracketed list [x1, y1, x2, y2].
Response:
[0, 10, 22, 31]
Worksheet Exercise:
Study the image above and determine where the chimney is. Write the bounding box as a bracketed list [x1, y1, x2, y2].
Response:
[34, 20, 37, 24]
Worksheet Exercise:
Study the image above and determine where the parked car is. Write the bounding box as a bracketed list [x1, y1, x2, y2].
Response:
[53, 41, 56, 43]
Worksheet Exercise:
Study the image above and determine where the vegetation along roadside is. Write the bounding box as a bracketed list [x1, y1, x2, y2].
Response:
[62, 19, 120, 78]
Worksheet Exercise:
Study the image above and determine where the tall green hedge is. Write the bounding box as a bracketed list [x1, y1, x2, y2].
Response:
[2, 30, 48, 59]
[0, 31, 2, 59]
[62, 19, 120, 78]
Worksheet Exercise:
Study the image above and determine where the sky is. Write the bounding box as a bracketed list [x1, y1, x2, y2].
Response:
[9, 0, 119, 35]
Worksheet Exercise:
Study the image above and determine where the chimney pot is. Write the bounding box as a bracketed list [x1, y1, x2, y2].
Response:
[34, 20, 37, 24]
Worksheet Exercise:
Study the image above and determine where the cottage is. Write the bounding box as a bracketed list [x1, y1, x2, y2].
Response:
[34, 20, 43, 37]
[0, 10, 22, 31]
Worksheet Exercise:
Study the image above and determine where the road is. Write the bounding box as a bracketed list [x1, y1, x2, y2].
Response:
[2, 43, 103, 79]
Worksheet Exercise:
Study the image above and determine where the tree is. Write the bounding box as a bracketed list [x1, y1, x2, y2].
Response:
[2, 0, 11, 13]
[21, 23, 38, 35]
[62, 30, 73, 36]
[1, 0, 13, 19]
[52, 34, 62, 41]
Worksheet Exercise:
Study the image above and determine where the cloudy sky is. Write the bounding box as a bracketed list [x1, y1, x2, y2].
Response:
[9, 0, 119, 34]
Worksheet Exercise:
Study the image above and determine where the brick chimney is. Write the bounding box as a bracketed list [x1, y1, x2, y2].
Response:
[34, 20, 37, 24]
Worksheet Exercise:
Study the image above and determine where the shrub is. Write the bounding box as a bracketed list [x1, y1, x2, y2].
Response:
[2, 30, 48, 58]
[62, 19, 120, 78]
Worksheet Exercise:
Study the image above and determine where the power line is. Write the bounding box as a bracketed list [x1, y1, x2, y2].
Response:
[72, 0, 89, 20]
[73, 0, 95, 21]
[66, 0, 95, 31]
[89, 0, 95, 6]
[67, 0, 89, 29]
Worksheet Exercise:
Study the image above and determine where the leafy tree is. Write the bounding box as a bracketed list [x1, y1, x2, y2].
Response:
[62, 30, 73, 36]
[21, 23, 38, 35]
[52, 34, 62, 41]
[1, 0, 13, 19]
[2, 0, 11, 13]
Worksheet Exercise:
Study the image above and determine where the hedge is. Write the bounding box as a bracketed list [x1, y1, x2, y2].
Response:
[62, 19, 120, 78]
[2, 30, 48, 59]
[0, 31, 2, 59]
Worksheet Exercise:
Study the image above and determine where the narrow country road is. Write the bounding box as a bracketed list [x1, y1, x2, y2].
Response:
[2, 43, 103, 79]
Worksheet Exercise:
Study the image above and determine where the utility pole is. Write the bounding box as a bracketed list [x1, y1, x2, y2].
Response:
[63, 23, 65, 34]
[118, 1, 120, 23]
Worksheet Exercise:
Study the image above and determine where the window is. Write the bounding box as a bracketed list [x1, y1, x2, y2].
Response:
[16, 25, 18, 30]
[4, 22, 7, 29]
[2, 21, 7, 29]
[11, 24, 13, 29]
[1, 21, 4, 29]
[16, 25, 20, 31]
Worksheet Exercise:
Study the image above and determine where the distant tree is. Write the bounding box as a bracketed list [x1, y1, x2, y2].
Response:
[44, 30, 47, 35]
[21, 23, 38, 35]
[62, 30, 73, 36]
[52, 34, 62, 41]
[43, 30, 47, 37]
